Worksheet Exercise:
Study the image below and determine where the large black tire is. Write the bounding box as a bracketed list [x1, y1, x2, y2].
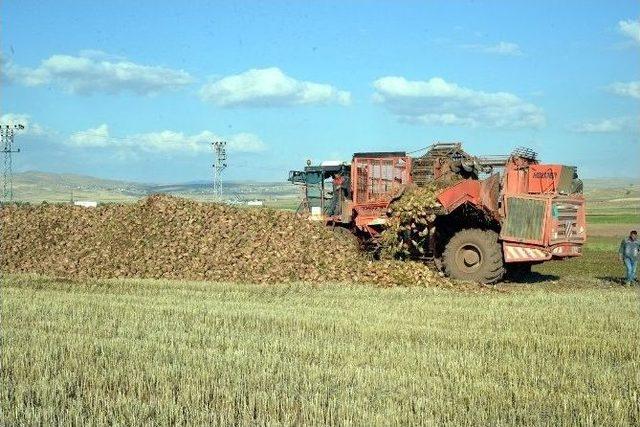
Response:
[442, 229, 505, 284]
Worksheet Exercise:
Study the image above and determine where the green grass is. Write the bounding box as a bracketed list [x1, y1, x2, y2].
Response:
[534, 236, 624, 280]
[533, 215, 637, 281]
[264, 198, 300, 211]
[587, 204, 639, 213]
[2, 273, 639, 425]
[587, 213, 639, 224]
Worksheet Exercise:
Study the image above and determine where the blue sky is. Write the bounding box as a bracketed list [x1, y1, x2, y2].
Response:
[1, 0, 638, 183]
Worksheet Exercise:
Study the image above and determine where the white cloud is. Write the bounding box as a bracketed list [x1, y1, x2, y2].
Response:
[132, 130, 216, 153]
[0, 113, 46, 136]
[2, 112, 267, 155]
[68, 124, 110, 146]
[76, 49, 127, 61]
[4, 51, 193, 95]
[570, 117, 634, 133]
[226, 133, 267, 152]
[373, 76, 544, 128]
[608, 81, 640, 99]
[618, 18, 640, 45]
[129, 130, 265, 153]
[483, 42, 523, 56]
[199, 67, 351, 107]
[462, 41, 523, 56]
[65, 126, 266, 154]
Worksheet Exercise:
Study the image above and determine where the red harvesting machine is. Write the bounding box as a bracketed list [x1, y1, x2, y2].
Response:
[289, 143, 586, 283]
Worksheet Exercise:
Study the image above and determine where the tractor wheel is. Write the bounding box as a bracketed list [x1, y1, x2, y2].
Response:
[442, 229, 505, 284]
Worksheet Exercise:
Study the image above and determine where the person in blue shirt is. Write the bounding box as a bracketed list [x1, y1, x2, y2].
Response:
[619, 230, 639, 285]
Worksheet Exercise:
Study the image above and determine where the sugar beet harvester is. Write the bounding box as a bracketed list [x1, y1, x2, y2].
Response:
[289, 143, 586, 284]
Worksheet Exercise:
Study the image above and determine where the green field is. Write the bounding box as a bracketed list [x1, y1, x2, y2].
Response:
[533, 236, 623, 281]
[586, 213, 639, 224]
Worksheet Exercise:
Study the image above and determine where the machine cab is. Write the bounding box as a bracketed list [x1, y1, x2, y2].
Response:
[288, 152, 412, 229]
[288, 161, 351, 222]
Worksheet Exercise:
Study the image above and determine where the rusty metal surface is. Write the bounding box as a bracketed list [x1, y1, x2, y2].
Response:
[436, 179, 481, 213]
[501, 196, 548, 244]
[351, 155, 411, 206]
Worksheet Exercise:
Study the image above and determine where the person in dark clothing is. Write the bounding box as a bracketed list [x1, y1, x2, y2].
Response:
[619, 230, 639, 285]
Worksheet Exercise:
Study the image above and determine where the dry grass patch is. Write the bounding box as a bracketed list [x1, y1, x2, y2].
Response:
[2, 274, 639, 425]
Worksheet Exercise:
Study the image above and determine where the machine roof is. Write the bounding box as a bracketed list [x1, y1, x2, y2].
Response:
[303, 164, 348, 173]
[352, 151, 406, 158]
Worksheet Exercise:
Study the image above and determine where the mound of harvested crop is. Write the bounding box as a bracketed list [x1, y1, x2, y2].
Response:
[379, 184, 443, 259]
[1, 195, 448, 287]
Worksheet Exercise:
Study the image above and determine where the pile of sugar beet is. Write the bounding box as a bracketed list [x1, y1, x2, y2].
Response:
[1, 194, 451, 287]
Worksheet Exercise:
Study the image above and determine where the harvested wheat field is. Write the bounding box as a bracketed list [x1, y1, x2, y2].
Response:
[0, 195, 448, 287]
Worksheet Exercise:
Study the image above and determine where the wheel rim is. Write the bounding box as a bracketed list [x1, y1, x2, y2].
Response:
[455, 243, 482, 273]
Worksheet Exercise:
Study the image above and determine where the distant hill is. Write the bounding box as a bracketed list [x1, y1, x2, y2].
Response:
[582, 178, 639, 202]
[11, 171, 298, 203]
[582, 178, 637, 190]
[8, 170, 638, 205]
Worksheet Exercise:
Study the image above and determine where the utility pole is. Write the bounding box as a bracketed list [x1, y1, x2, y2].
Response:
[212, 140, 227, 200]
[1, 124, 24, 202]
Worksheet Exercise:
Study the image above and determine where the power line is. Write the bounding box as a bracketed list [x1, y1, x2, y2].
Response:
[212, 140, 227, 199]
[1, 124, 24, 202]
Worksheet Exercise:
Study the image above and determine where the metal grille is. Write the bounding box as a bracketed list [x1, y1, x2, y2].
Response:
[551, 200, 583, 242]
[511, 147, 537, 160]
[503, 197, 546, 242]
[355, 157, 408, 204]
[411, 143, 467, 186]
